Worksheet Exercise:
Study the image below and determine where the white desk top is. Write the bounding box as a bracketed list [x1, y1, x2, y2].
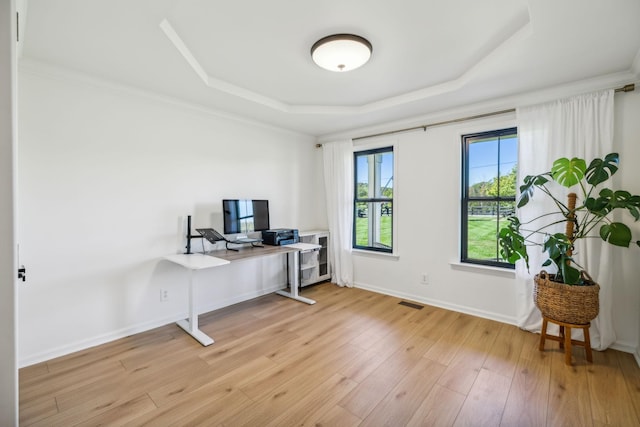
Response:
[286, 243, 321, 252]
[164, 253, 230, 270]
[164, 244, 319, 270]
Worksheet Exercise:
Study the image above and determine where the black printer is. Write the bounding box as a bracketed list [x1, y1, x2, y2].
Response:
[261, 228, 299, 246]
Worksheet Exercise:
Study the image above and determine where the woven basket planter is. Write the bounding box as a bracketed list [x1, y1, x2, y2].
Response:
[533, 270, 600, 324]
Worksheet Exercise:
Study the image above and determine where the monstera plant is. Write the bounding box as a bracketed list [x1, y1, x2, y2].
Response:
[499, 153, 640, 285]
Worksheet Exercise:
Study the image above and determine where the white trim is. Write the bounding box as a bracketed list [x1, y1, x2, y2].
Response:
[21, 278, 640, 367]
[18, 283, 284, 367]
[318, 72, 639, 142]
[0, 0, 18, 423]
[449, 262, 516, 278]
[354, 281, 639, 357]
[354, 281, 518, 325]
[352, 248, 399, 260]
[18, 58, 312, 139]
[608, 340, 639, 355]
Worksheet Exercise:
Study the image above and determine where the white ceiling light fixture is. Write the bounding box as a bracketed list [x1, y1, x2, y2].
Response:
[311, 34, 372, 72]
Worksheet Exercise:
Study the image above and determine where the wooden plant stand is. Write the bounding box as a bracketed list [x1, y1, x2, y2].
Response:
[539, 316, 593, 365]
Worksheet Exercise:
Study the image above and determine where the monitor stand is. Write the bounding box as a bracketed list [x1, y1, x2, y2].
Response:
[225, 240, 264, 251]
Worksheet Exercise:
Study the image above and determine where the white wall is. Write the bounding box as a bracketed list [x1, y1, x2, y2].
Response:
[17, 68, 325, 366]
[0, 0, 18, 423]
[351, 91, 640, 352]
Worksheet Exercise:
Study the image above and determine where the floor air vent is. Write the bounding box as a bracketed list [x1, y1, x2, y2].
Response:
[398, 301, 424, 310]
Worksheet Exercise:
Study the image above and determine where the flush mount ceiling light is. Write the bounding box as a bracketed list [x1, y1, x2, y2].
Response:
[311, 34, 372, 72]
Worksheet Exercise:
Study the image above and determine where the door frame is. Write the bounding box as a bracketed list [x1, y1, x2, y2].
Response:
[0, 0, 19, 424]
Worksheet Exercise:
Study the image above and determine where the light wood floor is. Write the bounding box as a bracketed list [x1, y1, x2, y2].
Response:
[20, 283, 640, 426]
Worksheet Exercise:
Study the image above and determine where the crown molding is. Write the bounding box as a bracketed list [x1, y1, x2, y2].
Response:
[18, 58, 314, 139]
[318, 70, 639, 141]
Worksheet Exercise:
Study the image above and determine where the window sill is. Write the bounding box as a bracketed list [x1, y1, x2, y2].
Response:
[449, 261, 515, 278]
[352, 248, 399, 260]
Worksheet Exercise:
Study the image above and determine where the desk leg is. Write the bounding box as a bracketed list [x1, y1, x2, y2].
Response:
[176, 268, 215, 346]
[276, 250, 316, 305]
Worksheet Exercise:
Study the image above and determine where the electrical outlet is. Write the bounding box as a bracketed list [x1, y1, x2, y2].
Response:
[160, 289, 169, 302]
[420, 273, 429, 285]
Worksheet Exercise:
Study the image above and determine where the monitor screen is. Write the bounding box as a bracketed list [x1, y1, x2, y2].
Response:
[222, 199, 270, 234]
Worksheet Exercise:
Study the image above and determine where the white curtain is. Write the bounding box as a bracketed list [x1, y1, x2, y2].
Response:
[516, 89, 615, 350]
[322, 140, 354, 287]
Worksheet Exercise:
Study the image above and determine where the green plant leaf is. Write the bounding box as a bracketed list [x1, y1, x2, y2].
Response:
[559, 262, 581, 285]
[587, 190, 640, 219]
[608, 191, 640, 220]
[551, 157, 586, 187]
[600, 222, 632, 247]
[498, 217, 529, 267]
[517, 175, 535, 208]
[584, 196, 608, 216]
[628, 195, 640, 220]
[540, 233, 579, 283]
[517, 174, 549, 208]
[543, 233, 572, 260]
[585, 153, 619, 186]
[617, 193, 640, 220]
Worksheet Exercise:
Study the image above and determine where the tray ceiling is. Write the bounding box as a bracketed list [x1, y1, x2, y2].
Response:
[19, 0, 640, 136]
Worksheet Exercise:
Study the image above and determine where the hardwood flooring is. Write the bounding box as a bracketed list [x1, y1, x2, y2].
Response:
[19, 283, 640, 426]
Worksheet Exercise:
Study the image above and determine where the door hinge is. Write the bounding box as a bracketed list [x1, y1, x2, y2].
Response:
[18, 266, 26, 282]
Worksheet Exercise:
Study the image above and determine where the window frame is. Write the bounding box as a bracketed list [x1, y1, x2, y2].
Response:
[461, 127, 517, 269]
[353, 145, 394, 254]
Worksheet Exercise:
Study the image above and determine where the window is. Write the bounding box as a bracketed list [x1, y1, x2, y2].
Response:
[354, 146, 394, 253]
[461, 128, 517, 268]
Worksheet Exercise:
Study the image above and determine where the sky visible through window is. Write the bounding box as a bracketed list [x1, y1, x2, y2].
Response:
[468, 135, 517, 186]
[356, 138, 513, 189]
[356, 152, 394, 190]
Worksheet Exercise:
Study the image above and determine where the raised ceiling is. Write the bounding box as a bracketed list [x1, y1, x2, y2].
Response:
[19, 0, 640, 137]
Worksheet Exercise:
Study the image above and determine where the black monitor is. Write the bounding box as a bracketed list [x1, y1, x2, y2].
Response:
[222, 199, 270, 234]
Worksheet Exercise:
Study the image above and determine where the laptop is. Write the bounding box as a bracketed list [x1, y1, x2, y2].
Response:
[195, 228, 226, 244]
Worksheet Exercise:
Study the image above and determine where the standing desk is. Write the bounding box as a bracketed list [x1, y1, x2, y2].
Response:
[164, 242, 319, 346]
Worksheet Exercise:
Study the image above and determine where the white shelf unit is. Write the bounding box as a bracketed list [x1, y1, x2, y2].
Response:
[298, 230, 330, 287]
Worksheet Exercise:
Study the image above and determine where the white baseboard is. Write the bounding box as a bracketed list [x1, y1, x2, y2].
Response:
[21, 282, 640, 368]
[609, 341, 637, 354]
[353, 282, 518, 326]
[354, 282, 639, 360]
[19, 284, 284, 368]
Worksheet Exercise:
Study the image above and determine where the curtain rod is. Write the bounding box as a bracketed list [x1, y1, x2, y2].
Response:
[352, 108, 515, 141]
[316, 83, 635, 146]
